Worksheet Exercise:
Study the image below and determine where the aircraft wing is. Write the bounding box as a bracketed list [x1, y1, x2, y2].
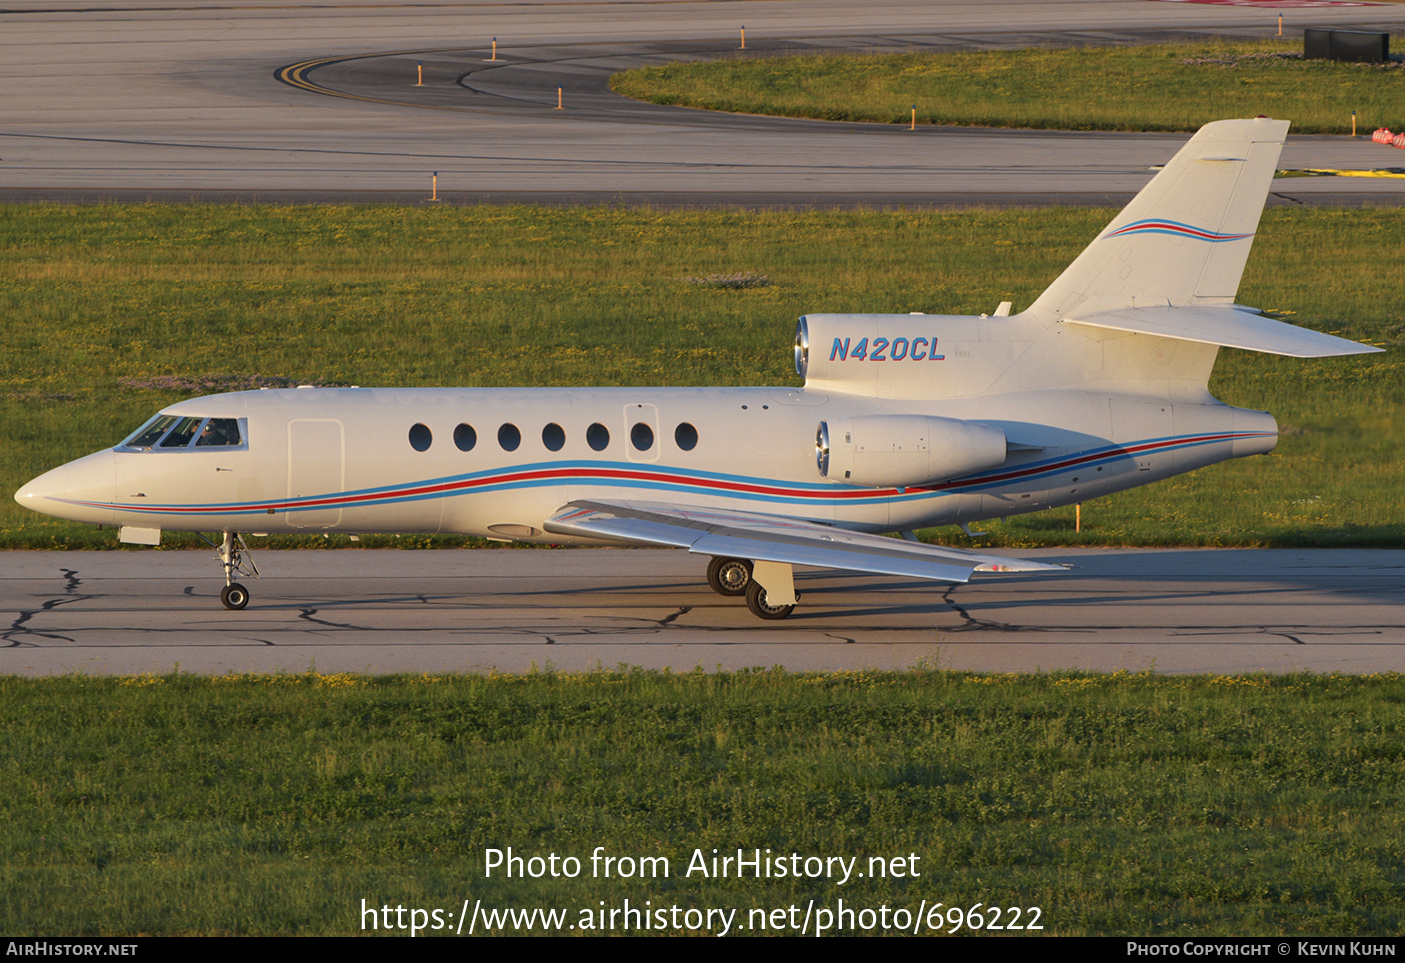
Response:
[544, 500, 1066, 583]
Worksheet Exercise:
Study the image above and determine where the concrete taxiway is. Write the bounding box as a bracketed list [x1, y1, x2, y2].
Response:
[3, 0, 1404, 204]
[4, 548, 1402, 676]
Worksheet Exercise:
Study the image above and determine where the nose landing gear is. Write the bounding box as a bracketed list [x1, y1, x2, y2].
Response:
[199, 531, 260, 610]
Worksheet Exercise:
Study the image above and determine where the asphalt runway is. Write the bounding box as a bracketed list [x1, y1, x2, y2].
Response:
[4, 548, 1403, 676]
[3, 0, 1403, 205]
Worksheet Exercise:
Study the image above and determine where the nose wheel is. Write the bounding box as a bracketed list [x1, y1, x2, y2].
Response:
[221, 583, 250, 610]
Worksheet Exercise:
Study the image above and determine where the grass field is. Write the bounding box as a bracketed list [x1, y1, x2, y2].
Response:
[2, 669, 1401, 936]
[2, 203, 1400, 551]
[610, 40, 1405, 134]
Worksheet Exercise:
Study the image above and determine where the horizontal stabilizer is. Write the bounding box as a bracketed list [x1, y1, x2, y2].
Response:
[1063, 305, 1383, 358]
[546, 500, 1065, 583]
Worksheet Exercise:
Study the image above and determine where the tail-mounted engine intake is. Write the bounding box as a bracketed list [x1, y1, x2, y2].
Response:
[816, 415, 1008, 488]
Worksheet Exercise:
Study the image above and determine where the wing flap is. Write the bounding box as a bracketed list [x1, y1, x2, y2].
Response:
[545, 500, 1064, 584]
[1063, 305, 1382, 358]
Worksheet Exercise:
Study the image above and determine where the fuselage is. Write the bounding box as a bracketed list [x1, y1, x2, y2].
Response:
[16, 372, 1277, 543]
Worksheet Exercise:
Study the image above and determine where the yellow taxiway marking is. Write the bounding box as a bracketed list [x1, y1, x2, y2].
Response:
[1279, 168, 1405, 179]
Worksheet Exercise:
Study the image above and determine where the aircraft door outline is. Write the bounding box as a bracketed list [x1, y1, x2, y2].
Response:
[287, 419, 345, 527]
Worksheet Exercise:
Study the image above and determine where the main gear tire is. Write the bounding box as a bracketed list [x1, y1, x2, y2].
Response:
[745, 580, 795, 620]
[706, 557, 753, 597]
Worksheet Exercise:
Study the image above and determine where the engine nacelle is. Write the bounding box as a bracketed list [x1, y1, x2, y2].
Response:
[816, 415, 1008, 488]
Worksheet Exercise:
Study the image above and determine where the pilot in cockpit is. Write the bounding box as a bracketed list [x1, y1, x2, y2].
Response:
[194, 418, 241, 447]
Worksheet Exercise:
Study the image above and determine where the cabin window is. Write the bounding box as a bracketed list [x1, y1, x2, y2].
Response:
[542, 423, 565, 452]
[630, 422, 655, 452]
[498, 423, 521, 451]
[674, 422, 698, 451]
[454, 423, 477, 452]
[409, 423, 432, 452]
[587, 422, 610, 451]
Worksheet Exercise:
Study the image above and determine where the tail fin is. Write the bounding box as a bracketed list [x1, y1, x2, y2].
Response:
[1028, 118, 1289, 321]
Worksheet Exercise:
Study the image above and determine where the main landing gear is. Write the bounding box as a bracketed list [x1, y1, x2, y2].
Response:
[198, 531, 260, 610]
[708, 556, 799, 620]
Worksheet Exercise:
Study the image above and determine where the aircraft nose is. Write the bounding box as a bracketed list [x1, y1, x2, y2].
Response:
[14, 450, 119, 525]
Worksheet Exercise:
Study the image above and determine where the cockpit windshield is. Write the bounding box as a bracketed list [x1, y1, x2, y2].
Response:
[119, 415, 247, 451]
[159, 417, 203, 448]
[125, 415, 179, 449]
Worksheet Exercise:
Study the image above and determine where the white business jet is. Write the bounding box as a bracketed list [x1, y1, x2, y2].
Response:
[15, 119, 1380, 618]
